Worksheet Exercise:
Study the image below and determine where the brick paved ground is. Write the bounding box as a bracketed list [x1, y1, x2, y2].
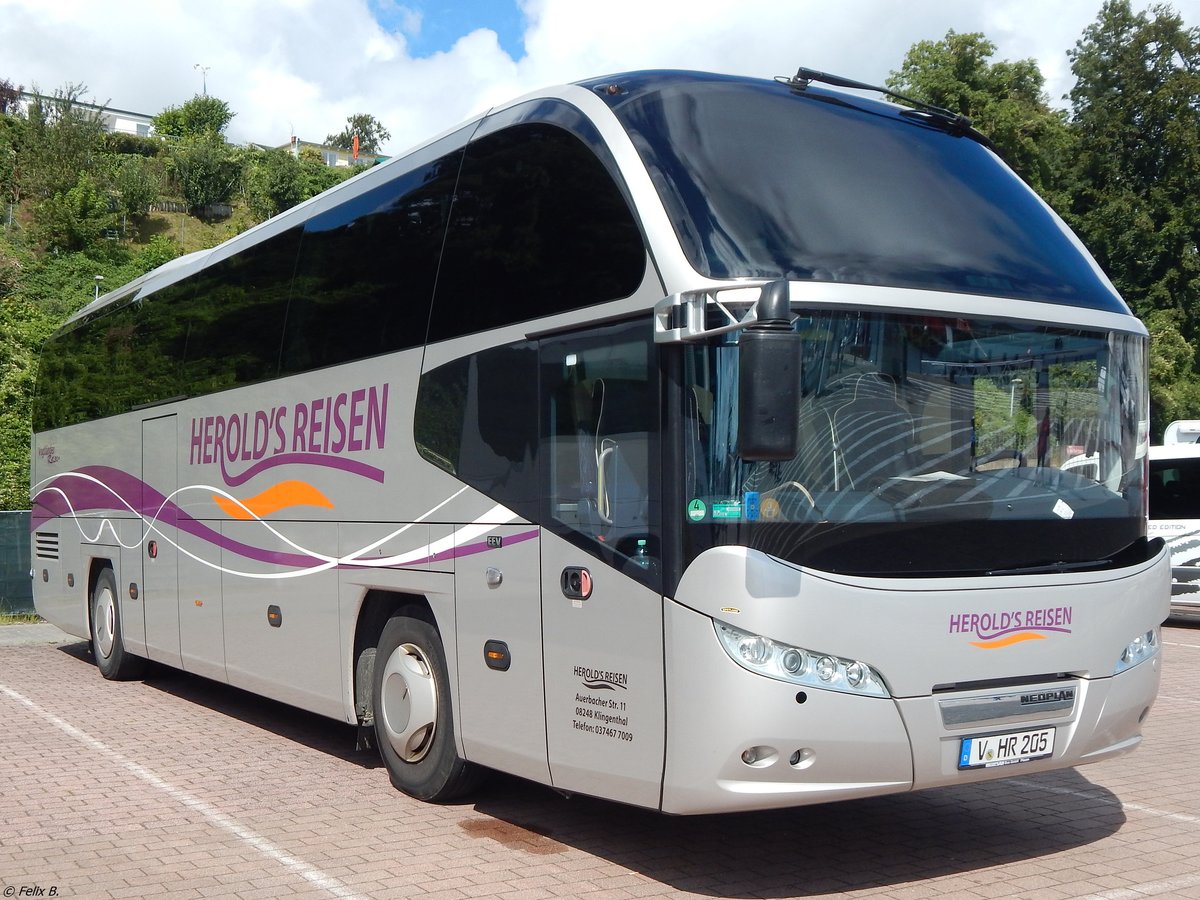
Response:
[0, 622, 1197, 900]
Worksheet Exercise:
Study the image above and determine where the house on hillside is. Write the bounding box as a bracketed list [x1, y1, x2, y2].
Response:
[278, 135, 386, 168]
[17, 90, 154, 137]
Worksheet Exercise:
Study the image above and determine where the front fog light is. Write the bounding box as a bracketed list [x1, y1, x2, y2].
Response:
[714, 621, 890, 697]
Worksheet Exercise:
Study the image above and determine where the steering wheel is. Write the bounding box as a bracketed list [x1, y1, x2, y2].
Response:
[762, 480, 817, 509]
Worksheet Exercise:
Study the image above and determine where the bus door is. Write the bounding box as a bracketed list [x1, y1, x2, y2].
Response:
[454, 523, 548, 784]
[539, 322, 666, 809]
[141, 414, 182, 667]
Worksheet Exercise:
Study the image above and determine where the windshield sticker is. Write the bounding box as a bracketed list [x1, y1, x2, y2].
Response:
[686, 499, 707, 522]
[712, 501, 742, 520]
[743, 492, 760, 521]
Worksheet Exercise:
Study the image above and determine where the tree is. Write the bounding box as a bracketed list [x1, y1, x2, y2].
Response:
[153, 94, 235, 140]
[134, 233, 181, 271]
[298, 146, 355, 197]
[0, 114, 21, 206]
[0, 241, 20, 295]
[1065, 0, 1200, 435]
[887, 31, 1073, 198]
[0, 76, 19, 115]
[0, 233, 182, 508]
[1143, 309, 1200, 427]
[28, 172, 118, 252]
[16, 83, 107, 202]
[113, 154, 161, 219]
[243, 147, 304, 220]
[170, 135, 239, 210]
[0, 298, 41, 508]
[325, 113, 390, 156]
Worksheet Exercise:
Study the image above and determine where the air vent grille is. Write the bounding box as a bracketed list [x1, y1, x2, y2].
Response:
[35, 531, 60, 560]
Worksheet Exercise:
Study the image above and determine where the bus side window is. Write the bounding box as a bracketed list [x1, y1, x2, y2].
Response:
[281, 151, 461, 374]
[182, 226, 302, 390]
[543, 322, 661, 584]
[428, 121, 645, 343]
[415, 343, 540, 521]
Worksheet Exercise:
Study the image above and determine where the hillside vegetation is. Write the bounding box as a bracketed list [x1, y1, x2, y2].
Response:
[0, 84, 368, 507]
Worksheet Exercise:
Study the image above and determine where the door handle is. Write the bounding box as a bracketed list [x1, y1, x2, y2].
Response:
[561, 567, 592, 601]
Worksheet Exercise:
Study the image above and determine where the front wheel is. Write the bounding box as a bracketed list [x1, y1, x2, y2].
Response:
[372, 611, 482, 802]
[90, 568, 146, 681]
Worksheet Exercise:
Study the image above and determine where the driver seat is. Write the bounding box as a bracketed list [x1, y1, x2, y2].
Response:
[826, 373, 915, 489]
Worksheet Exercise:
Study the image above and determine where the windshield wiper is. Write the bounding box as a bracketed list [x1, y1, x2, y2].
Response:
[782, 66, 995, 149]
[986, 558, 1113, 577]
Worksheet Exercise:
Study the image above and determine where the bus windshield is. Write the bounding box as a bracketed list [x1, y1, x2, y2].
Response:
[604, 73, 1125, 313]
[682, 308, 1148, 577]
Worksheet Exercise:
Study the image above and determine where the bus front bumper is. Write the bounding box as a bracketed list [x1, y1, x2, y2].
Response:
[660, 598, 1162, 815]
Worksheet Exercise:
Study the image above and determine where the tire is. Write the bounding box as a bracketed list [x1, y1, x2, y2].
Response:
[372, 611, 482, 802]
[90, 568, 146, 681]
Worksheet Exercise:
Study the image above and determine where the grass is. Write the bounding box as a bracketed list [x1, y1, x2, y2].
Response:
[0, 612, 43, 624]
[135, 207, 257, 254]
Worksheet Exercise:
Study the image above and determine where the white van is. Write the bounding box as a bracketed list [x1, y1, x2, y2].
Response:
[1148, 422, 1200, 622]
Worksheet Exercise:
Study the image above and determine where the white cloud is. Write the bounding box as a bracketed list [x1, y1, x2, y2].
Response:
[1, 0, 1196, 153]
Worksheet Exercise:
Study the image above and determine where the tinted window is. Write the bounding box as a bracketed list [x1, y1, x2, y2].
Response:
[416, 320, 662, 586]
[281, 153, 461, 373]
[415, 342, 540, 519]
[604, 74, 1126, 313]
[33, 280, 192, 431]
[428, 123, 645, 343]
[1150, 457, 1200, 520]
[35, 148, 468, 431]
[181, 226, 302, 391]
[542, 320, 661, 586]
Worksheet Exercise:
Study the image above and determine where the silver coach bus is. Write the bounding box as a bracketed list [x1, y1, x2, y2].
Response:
[30, 69, 1169, 813]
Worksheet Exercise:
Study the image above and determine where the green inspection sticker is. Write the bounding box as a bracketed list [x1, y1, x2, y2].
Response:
[687, 499, 707, 522]
[712, 502, 742, 519]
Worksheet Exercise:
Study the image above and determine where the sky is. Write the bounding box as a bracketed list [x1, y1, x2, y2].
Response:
[1, 0, 1197, 156]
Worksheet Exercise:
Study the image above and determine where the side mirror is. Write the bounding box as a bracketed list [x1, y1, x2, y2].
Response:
[737, 281, 801, 461]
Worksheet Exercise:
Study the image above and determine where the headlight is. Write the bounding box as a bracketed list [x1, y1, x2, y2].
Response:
[715, 621, 890, 697]
[1114, 627, 1160, 675]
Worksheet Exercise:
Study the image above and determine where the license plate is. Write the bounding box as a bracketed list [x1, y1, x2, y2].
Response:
[958, 727, 1055, 769]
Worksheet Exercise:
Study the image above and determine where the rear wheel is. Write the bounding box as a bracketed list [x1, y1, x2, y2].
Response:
[372, 611, 482, 801]
[91, 568, 146, 681]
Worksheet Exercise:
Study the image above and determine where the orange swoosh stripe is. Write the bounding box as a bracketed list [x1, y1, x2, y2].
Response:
[970, 632, 1047, 649]
[214, 480, 335, 520]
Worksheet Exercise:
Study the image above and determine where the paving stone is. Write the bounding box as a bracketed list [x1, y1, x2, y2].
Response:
[0, 626, 1197, 899]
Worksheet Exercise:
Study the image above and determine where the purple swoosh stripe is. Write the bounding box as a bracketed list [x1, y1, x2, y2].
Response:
[976, 626, 1073, 640]
[335, 529, 540, 570]
[220, 452, 385, 488]
[33, 466, 539, 574]
[32, 466, 320, 568]
[420, 528, 539, 566]
[31, 491, 73, 531]
[32, 466, 165, 532]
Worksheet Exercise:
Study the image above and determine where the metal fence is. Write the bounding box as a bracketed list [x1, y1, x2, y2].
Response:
[0, 511, 34, 615]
